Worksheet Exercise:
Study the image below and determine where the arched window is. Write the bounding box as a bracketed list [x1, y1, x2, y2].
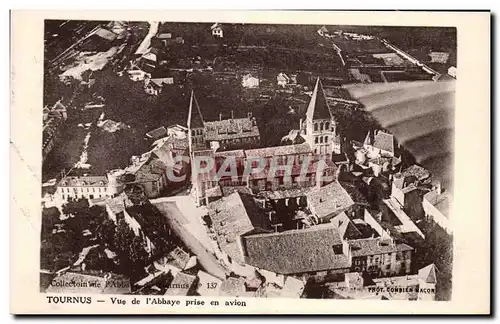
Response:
[314, 123, 318, 132]
[325, 136, 329, 142]
[320, 136, 324, 143]
[191, 129, 196, 136]
[315, 137, 319, 144]
[325, 121, 330, 131]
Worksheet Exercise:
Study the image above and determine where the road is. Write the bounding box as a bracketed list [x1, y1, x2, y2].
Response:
[151, 197, 228, 280]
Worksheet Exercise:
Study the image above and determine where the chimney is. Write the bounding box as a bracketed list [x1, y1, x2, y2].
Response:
[231, 110, 234, 120]
[299, 118, 303, 129]
[247, 111, 252, 119]
[219, 113, 222, 121]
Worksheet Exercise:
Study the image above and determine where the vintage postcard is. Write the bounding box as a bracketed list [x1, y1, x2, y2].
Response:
[10, 10, 490, 314]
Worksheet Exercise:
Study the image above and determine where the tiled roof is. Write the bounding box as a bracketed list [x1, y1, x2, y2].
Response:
[209, 192, 271, 264]
[257, 187, 312, 200]
[306, 181, 355, 219]
[306, 78, 332, 121]
[59, 176, 108, 187]
[204, 117, 260, 142]
[164, 272, 197, 296]
[373, 131, 395, 154]
[402, 165, 431, 182]
[134, 157, 166, 183]
[349, 237, 413, 257]
[214, 149, 246, 158]
[245, 143, 311, 158]
[146, 126, 168, 139]
[330, 212, 362, 240]
[242, 223, 350, 275]
[248, 158, 336, 180]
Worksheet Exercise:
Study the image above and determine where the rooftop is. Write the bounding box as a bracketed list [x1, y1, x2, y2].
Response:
[204, 117, 260, 142]
[372, 131, 395, 155]
[59, 176, 108, 187]
[330, 211, 363, 240]
[146, 126, 168, 140]
[242, 223, 350, 275]
[245, 143, 311, 158]
[219, 277, 246, 297]
[306, 181, 355, 219]
[402, 165, 431, 182]
[306, 78, 333, 121]
[349, 237, 413, 257]
[209, 192, 271, 264]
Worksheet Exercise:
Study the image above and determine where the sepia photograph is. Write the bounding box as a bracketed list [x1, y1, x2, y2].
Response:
[40, 18, 455, 301]
[10, 10, 490, 315]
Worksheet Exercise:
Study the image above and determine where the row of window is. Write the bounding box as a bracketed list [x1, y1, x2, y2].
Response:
[315, 136, 330, 144]
[313, 121, 334, 132]
[61, 193, 106, 200]
[191, 129, 203, 136]
[60, 187, 107, 193]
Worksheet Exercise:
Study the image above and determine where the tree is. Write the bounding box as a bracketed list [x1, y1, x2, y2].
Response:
[41, 207, 61, 239]
[113, 219, 149, 278]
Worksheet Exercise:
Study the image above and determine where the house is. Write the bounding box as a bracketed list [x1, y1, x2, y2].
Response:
[317, 25, 330, 37]
[422, 184, 452, 234]
[348, 236, 413, 277]
[56, 176, 109, 202]
[186, 92, 261, 151]
[219, 277, 247, 297]
[211, 23, 223, 38]
[330, 212, 363, 240]
[144, 77, 173, 96]
[241, 223, 351, 280]
[306, 181, 355, 222]
[208, 191, 272, 271]
[127, 68, 151, 82]
[303, 78, 342, 157]
[327, 263, 436, 300]
[363, 130, 397, 158]
[157, 32, 185, 46]
[277, 72, 290, 87]
[166, 124, 188, 139]
[146, 126, 168, 140]
[241, 74, 260, 88]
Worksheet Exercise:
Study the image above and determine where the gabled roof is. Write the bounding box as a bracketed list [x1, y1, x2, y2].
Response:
[187, 91, 204, 129]
[330, 211, 363, 240]
[306, 78, 332, 121]
[306, 181, 355, 219]
[372, 131, 395, 154]
[418, 263, 438, 284]
[242, 223, 350, 275]
[349, 237, 413, 257]
[209, 192, 271, 264]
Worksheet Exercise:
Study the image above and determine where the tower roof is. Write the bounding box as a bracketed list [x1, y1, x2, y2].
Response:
[418, 263, 438, 284]
[306, 78, 332, 121]
[187, 91, 204, 129]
